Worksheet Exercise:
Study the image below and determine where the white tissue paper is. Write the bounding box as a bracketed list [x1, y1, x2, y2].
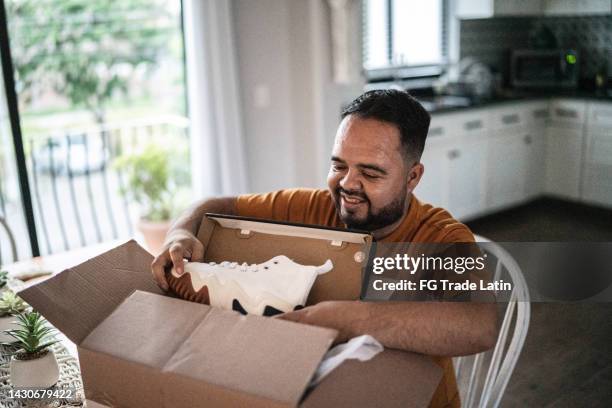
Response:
[310, 334, 384, 387]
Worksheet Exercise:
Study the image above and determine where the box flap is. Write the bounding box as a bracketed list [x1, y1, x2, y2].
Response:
[301, 349, 443, 408]
[18, 240, 163, 344]
[196, 214, 373, 304]
[164, 306, 338, 406]
[81, 290, 338, 407]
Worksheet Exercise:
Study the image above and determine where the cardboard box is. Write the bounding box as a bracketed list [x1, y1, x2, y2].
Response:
[20, 214, 442, 407]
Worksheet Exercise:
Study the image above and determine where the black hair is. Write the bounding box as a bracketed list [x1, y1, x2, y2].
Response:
[341, 89, 431, 162]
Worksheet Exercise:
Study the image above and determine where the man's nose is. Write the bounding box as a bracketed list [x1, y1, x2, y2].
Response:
[339, 169, 362, 191]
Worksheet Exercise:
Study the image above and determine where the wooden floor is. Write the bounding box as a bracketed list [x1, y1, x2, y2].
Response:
[466, 198, 612, 407]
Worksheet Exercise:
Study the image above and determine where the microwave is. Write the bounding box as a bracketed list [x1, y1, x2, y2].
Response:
[510, 49, 579, 89]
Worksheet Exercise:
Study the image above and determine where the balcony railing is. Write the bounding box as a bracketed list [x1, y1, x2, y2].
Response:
[0, 115, 190, 261]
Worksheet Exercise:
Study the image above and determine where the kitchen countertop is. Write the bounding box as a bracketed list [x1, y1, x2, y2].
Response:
[418, 89, 612, 114]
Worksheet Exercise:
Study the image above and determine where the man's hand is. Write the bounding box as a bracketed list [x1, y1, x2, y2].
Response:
[276, 301, 357, 344]
[151, 229, 205, 291]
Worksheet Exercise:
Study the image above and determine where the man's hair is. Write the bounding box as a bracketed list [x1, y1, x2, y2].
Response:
[341, 89, 431, 162]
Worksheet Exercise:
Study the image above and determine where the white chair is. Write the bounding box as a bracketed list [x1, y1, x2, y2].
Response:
[453, 235, 531, 408]
[0, 215, 18, 266]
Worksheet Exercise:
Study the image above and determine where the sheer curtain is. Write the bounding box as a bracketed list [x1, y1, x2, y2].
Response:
[183, 0, 249, 198]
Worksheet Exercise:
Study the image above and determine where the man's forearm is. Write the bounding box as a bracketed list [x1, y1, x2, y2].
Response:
[168, 197, 237, 238]
[290, 300, 498, 357]
[350, 301, 498, 356]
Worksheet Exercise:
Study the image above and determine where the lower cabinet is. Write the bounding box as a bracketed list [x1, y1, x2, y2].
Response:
[544, 125, 583, 200]
[486, 125, 546, 210]
[416, 134, 488, 220]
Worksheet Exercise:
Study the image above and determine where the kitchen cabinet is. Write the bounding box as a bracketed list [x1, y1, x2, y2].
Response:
[543, 0, 611, 15]
[417, 98, 610, 222]
[544, 99, 586, 200]
[416, 110, 489, 220]
[456, 0, 543, 18]
[486, 102, 548, 210]
[582, 102, 612, 207]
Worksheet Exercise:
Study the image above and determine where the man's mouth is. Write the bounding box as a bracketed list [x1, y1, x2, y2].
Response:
[340, 192, 367, 208]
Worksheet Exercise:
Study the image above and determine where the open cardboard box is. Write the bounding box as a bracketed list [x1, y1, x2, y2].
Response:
[19, 214, 442, 407]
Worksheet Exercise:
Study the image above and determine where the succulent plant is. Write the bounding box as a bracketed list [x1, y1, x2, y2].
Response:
[0, 270, 8, 289]
[0, 291, 28, 317]
[3, 311, 58, 359]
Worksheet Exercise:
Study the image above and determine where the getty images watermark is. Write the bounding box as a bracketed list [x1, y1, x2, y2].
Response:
[360, 242, 612, 303]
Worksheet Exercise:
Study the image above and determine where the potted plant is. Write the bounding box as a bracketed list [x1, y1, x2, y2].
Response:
[0, 270, 9, 294]
[4, 311, 60, 388]
[0, 290, 28, 342]
[114, 144, 188, 254]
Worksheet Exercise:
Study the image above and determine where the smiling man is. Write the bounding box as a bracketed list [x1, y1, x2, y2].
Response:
[151, 89, 497, 407]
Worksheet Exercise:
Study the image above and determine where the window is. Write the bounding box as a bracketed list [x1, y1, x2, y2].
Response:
[363, 0, 448, 78]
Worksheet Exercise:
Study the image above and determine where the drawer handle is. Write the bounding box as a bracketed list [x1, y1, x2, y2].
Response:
[464, 119, 483, 131]
[523, 135, 532, 145]
[533, 109, 549, 119]
[429, 127, 444, 137]
[555, 108, 578, 118]
[447, 149, 460, 159]
[502, 114, 520, 124]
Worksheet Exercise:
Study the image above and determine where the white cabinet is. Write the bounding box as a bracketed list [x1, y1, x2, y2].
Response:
[582, 102, 612, 207]
[543, 0, 611, 15]
[457, 0, 543, 18]
[544, 99, 586, 200]
[416, 110, 489, 220]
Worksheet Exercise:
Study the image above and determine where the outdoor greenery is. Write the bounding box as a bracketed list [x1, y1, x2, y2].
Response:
[6, 0, 172, 126]
[114, 144, 188, 222]
[0, 271, 8, 289]
[3, 311, 58, 358]
[0, 291, 28, 317]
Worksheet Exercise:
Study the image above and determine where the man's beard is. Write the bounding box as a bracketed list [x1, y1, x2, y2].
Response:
[333, 187, 407, 231]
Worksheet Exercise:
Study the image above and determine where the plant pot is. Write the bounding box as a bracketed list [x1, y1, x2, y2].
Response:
[137, 219, 171, 255]
[0, 315, 19, 343]
[10, 349, 60, 388]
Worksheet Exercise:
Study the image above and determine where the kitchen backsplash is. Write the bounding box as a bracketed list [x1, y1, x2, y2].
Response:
[460, 15, 612, 84]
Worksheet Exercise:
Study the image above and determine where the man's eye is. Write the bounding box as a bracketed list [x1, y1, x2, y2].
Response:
[363, 172, 380, 179]
[332, 164, 347, 171]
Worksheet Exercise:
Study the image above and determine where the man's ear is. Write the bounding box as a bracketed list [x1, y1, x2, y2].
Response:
[407, 162, 424, 192]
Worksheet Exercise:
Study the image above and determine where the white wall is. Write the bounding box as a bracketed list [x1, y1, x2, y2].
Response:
[232, 0, 365, 193]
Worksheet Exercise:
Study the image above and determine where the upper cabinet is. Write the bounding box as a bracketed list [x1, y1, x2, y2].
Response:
[456, 0, 543, 18]
[456, 0, 611, 18]
[543, 0, 612, 15]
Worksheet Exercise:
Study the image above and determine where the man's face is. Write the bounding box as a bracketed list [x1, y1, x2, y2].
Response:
[327, 115, 422, 231]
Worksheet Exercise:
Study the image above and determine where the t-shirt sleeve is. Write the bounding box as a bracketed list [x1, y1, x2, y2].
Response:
[235, 188, 336, 225]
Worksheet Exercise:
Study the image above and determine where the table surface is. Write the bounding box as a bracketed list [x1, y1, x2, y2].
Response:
[2, 239, 149, 357]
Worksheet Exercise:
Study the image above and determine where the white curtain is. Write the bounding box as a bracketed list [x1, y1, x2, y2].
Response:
[183, 0, 249, 197]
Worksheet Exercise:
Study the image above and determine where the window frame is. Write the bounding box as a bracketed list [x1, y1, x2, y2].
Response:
[362, 0, 451, 82]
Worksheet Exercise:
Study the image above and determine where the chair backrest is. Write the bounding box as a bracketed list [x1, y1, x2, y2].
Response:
[453, 235, 530, 408]
[0, 216, 18, 266]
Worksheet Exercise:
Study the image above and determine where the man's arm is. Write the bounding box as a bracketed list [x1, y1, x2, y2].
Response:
[279, 301, 498, 357]
[151, 197, 237, 290]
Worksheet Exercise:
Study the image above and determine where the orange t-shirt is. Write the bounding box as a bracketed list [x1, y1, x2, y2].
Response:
[236, 188, 475, 408]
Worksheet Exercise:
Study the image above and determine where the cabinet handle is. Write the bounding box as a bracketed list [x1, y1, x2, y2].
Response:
[502, 114, 520, 125]
[533, 109, 549, 119]
[447, 149, 460, 159]
[429, 126, 444, 137]
[464, 119, 483, 131]
[523, 135, 532, 145]
[555, 108, 578, 118]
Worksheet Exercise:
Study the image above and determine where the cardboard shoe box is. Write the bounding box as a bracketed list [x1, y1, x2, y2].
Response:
[19, 214, 442, 407]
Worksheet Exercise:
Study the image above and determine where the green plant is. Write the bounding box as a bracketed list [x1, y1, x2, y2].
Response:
[3, 312, 58, 359]
[0, 291, 28, 317]
[114, 144, 177, 222]
[0, 270, 8, 289]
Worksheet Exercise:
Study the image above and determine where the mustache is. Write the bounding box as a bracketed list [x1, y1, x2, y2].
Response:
[336, 187, 368, 201]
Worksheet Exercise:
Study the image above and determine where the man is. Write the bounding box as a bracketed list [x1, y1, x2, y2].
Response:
[151, 89, 497, 407]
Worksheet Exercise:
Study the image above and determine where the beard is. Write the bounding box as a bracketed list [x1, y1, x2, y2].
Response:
[333, 186, 407, 231]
